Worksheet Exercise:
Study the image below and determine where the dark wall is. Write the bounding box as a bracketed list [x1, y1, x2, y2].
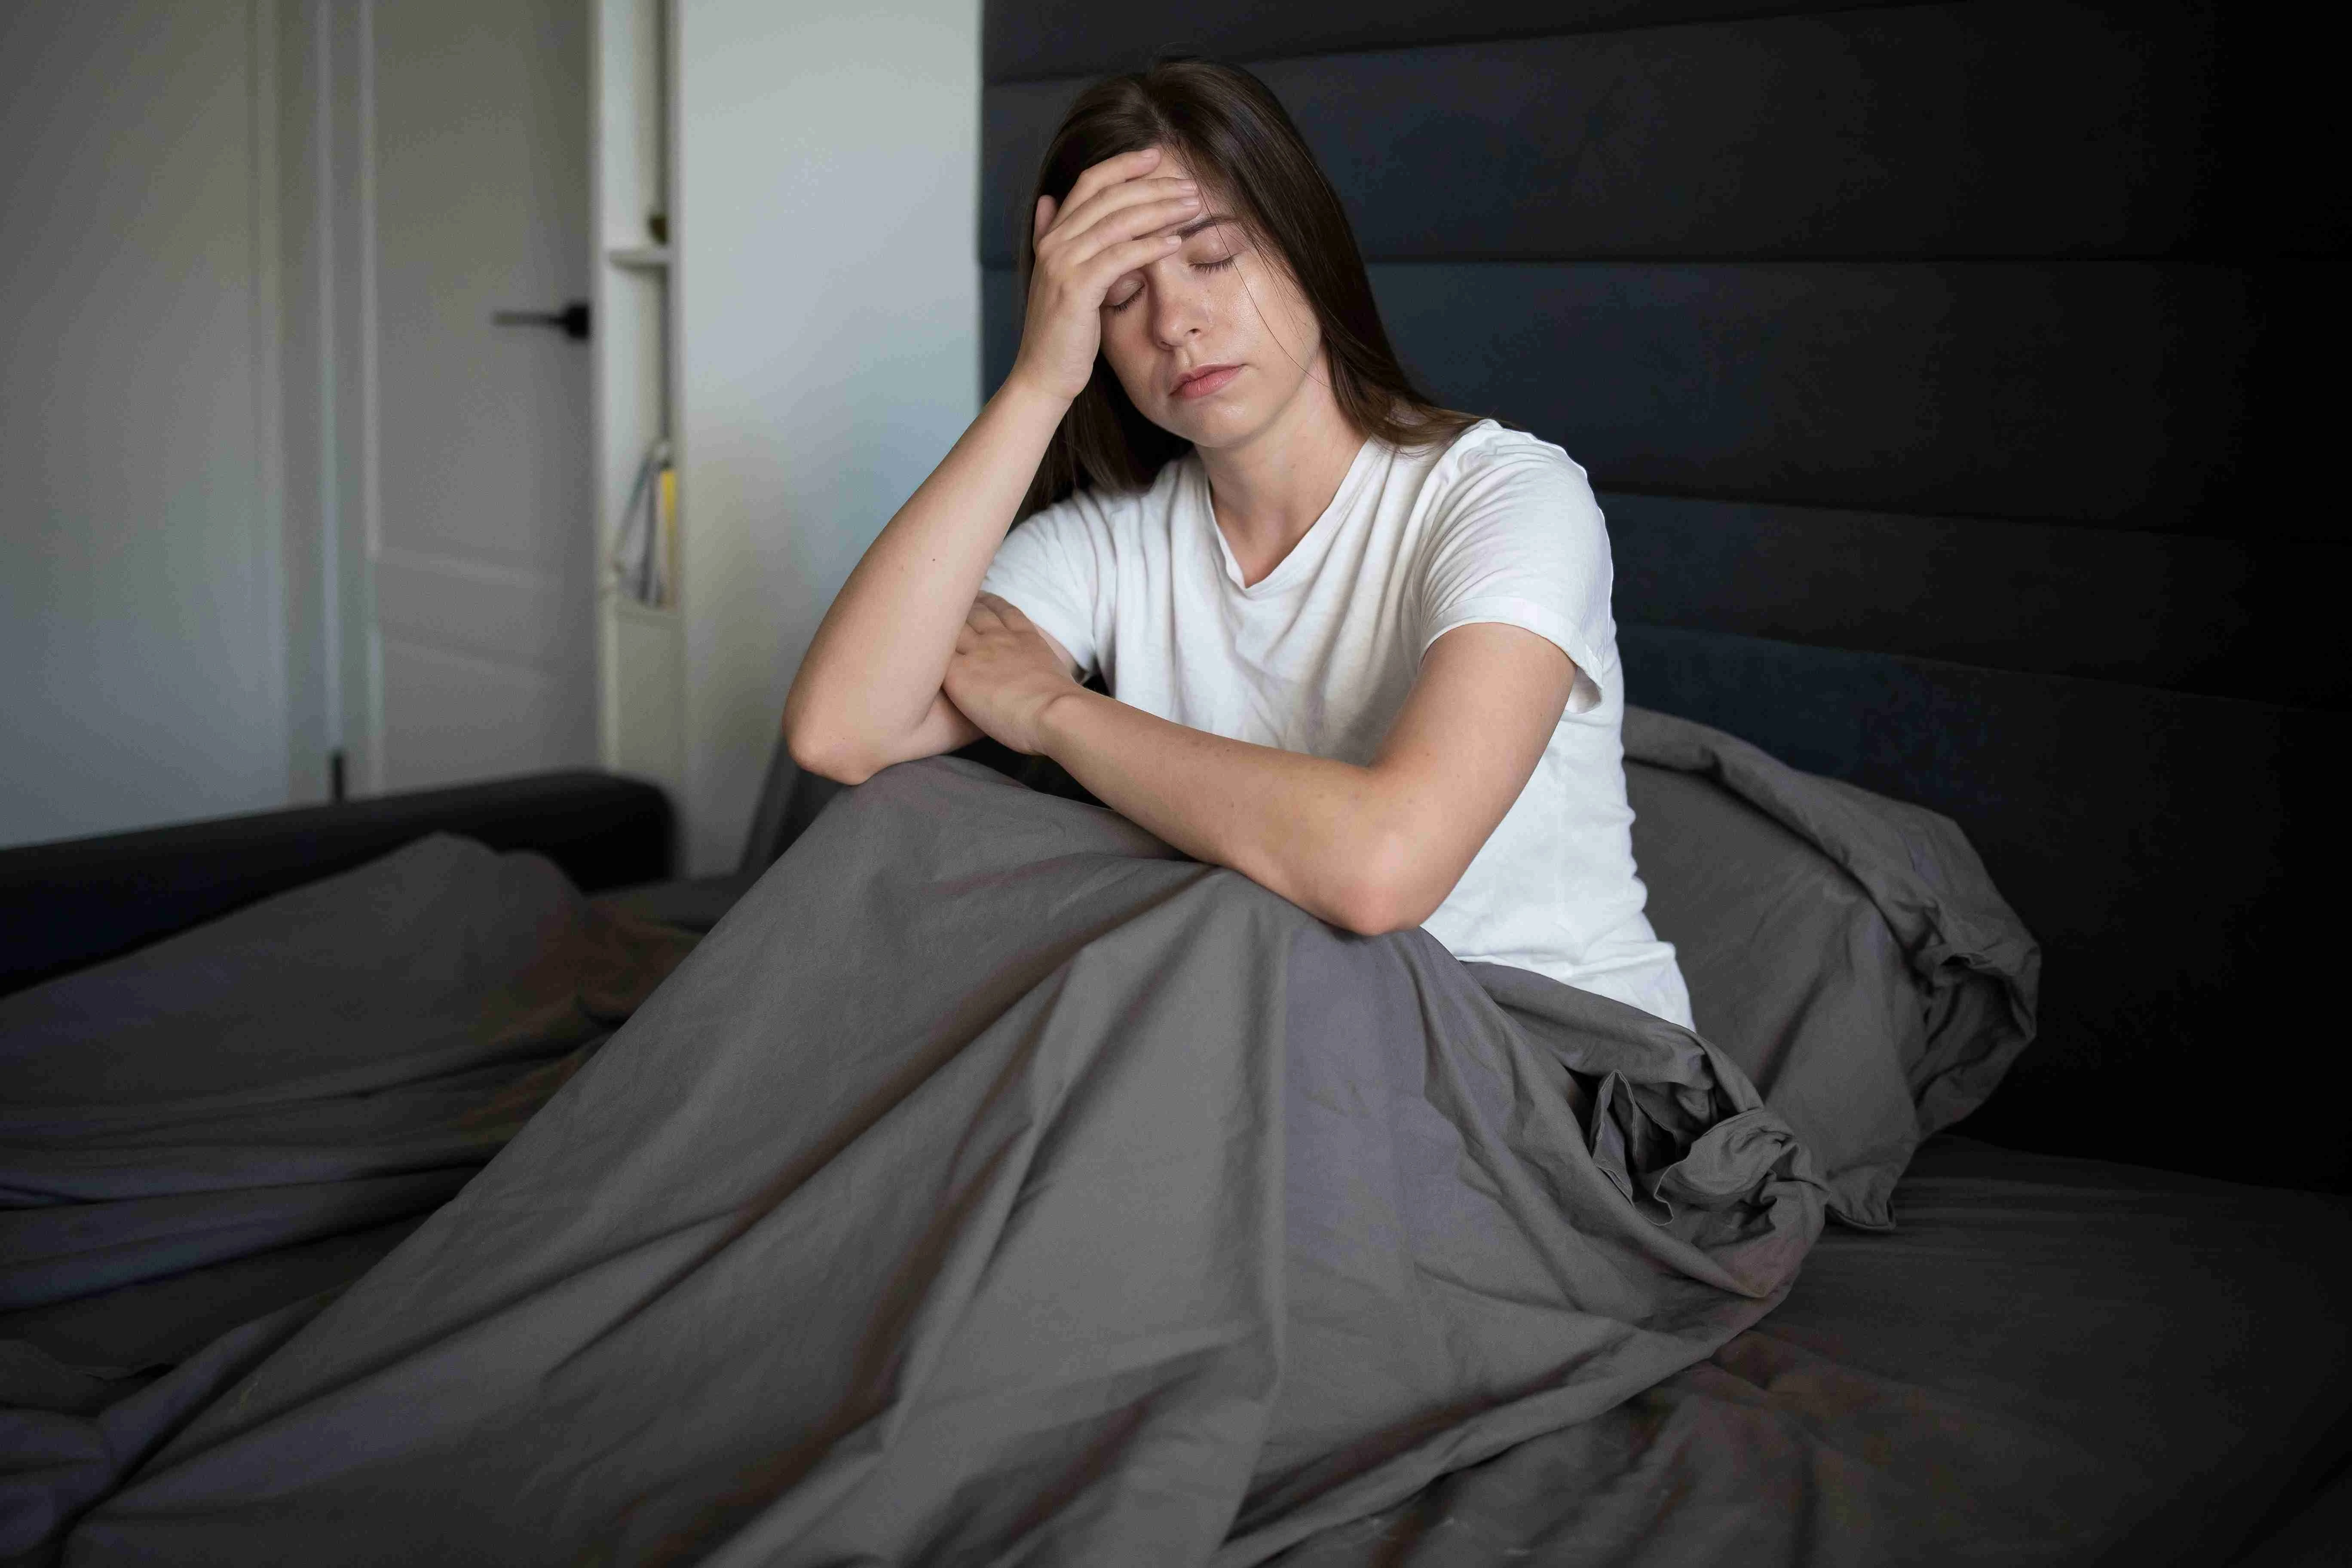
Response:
[980, 2, 2349, 1187]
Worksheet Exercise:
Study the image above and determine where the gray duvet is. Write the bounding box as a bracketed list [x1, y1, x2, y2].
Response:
[18, 755, 1827, 1564]
[0, 837, 698, 1554]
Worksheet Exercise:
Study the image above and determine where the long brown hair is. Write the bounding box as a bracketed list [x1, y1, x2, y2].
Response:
[1017, 59, 1478, 518]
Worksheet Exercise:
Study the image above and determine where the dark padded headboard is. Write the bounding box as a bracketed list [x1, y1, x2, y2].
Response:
[978, 3, 2347, 1188]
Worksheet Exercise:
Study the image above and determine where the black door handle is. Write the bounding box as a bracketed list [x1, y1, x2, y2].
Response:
[491, 300, 591, 340]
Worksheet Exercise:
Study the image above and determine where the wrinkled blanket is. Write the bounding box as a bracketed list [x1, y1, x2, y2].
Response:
[0, 836, 697, 1555]
[38, 756, 1823, 1565]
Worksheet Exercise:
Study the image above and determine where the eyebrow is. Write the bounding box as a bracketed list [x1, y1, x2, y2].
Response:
[1172, 213, 1239, 241]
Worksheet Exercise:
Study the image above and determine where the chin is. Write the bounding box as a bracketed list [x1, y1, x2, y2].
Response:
[1151, 396, 1267, 452]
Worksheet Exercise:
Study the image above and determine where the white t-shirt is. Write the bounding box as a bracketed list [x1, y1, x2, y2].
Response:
[980, 418, 1692, 1028]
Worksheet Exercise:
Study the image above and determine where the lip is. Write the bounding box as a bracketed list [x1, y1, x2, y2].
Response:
[1170, 363, 1243, 399]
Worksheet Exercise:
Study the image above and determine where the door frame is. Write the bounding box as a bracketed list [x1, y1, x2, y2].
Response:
[277, 0, 383, 800]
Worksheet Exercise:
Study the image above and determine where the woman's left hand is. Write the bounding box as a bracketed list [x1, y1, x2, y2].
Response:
[942, 594, 1081, 755]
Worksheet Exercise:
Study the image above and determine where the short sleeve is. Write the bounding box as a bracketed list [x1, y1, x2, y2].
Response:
[1414, 437, 1615, 715]
[979, 496, 1108, 681]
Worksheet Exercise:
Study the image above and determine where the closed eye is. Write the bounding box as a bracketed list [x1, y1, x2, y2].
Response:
[1105, 254, 1240, 314]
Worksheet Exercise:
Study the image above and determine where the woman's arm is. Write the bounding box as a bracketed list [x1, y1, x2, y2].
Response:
[781, 149, 1199, 784]
[948, 596, 1573, 935]
[781, 380, 1062, 782]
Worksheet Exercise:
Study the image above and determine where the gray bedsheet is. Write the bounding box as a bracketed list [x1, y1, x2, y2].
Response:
[45, 756, 1825, 1564]
[1276, 1137, 2352, 1567]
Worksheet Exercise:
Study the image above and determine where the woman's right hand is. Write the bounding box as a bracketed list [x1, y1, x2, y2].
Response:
[1006, 147, 1200, 404]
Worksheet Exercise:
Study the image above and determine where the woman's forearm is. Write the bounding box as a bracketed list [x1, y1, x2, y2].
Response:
[1035, 689, 1414, 935]
[781, 375, 1069, 781]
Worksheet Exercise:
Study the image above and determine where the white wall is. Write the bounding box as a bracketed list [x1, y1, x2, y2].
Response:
[675, 0, 980, 874]
[0, 2, 291, 848]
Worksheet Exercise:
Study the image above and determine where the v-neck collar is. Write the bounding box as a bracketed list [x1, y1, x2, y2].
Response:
[1199, 437, 1380, 597]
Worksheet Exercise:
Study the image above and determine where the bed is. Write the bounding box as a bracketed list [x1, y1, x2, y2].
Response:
[4, 0, 2347, 1561]
[3, 712, 2342, 1564]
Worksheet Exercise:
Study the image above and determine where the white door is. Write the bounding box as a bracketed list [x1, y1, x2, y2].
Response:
[358, 0, 595, 793]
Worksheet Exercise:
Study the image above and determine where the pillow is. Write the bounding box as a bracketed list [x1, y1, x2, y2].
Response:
[1623, 707, 2040, 1228]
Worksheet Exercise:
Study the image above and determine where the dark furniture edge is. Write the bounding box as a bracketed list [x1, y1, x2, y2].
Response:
[0, 770, 674, 999]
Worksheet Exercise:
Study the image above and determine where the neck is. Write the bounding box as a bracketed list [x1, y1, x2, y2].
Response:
[1195, 359, 1364, 581]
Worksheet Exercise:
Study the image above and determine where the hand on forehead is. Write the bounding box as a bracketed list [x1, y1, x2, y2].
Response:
[1135, 148, 1231, 233]
[1148, 146, 1199, 184]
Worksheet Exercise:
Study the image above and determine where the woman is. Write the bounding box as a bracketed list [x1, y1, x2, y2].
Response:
[71, 63, 1819, 1568]
[785, 60, 1690, 1028]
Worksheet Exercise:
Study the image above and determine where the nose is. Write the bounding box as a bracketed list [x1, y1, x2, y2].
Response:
[1147, 262, 1210, 351]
